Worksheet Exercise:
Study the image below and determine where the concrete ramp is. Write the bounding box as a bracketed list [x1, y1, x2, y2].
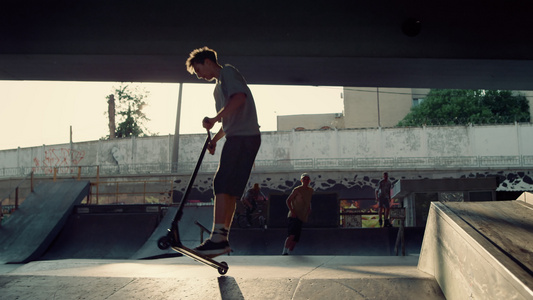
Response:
[34, 205, 213, 261]
[0, 180, 90, 264]
[42, 205, 163, 260]
[418, 200, 533, 300]
[517, 191, 533, 205]
[130, 206, 180, 259]
[177, 206, 214, 246]
[131, 205, 214, 259]
[134, 204, 424, 257]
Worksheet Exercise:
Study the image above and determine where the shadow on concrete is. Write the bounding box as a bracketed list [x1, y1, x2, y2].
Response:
[218, 276, 245, 300]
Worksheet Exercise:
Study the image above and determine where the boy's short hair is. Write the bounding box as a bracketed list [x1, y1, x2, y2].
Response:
[185, 47, 218, 74]
[301, 173, 310, 180]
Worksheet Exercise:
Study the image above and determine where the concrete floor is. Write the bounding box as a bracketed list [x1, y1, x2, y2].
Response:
[0, 255, 445, 300]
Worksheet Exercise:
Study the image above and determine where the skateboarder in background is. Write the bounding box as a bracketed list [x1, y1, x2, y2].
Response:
[282, 173, 313, 255]
[242, 183, 267, 227]
[375, 172, 393, 227]
[186, 46, 261, 257]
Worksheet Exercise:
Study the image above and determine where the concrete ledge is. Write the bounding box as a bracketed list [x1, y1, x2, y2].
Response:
[517, 192, 533, 205]
[418, 202, 533, 300]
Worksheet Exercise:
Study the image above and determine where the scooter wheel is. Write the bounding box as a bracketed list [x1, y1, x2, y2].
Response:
[218, 261, 229, 275]
[157, 236, 170, 250]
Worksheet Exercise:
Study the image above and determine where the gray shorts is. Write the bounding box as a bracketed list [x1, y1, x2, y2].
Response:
[378, 197, 391, 208]
[213, 135, 261, 198]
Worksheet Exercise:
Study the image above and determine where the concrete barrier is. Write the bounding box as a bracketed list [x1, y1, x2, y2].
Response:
[418, 201, 533, 300]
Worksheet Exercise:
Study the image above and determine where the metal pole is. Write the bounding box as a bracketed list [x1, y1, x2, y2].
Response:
[169, 179, 174, 205]
[70, 125, 73, 169]
[171, 83, 183, 173]
[96, 166, 100, 204]
[376, 87, 381, 127]
[15, 187, 19, 210]
[143, 182, 146, 204]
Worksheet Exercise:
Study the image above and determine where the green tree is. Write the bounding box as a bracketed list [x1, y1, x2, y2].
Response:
[116, 106, 143, 138]
[105, 84, 153, 138]
[397, 89, 530, 126]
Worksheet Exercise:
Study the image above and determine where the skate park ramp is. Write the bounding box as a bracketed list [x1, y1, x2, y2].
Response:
[41, 205, 165, 260]
[130, 206, 180, 259]
[131, 205, 215, 259]
[41, 204, 423, 260]
[42, 205, 215, 260]
[418, 199, 533, 300]
[0, 180, 90, 264]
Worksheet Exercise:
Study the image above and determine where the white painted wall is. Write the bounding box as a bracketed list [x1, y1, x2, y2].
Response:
[0, 123, 531, 170]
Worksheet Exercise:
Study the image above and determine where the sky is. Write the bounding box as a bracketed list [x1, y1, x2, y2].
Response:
[0, 81, 343, 150]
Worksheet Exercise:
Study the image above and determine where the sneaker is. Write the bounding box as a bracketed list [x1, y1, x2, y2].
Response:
[193, 239, 231, 258]
[384, 219, 393, 227]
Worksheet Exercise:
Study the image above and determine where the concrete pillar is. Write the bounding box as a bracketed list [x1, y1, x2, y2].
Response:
[404, 193, 416, 227]
[171, 83, 183, 173]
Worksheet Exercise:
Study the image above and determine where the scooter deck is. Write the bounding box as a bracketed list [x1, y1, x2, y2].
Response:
[171, 244, 229, 275]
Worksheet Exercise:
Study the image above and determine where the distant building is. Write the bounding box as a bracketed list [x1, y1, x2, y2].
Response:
[277, 87, 533, 131]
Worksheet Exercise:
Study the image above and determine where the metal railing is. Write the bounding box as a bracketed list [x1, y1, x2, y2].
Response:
[1, 172, 34, 226]
[1, 155, 532, 179]
[87, 178, 176, 205]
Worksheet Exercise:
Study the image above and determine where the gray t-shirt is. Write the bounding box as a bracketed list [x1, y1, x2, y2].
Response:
[214, 65, 260, 137]
[376, 179, 392, 200]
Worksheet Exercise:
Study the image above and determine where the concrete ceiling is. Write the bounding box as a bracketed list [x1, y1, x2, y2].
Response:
[2, 1, 533, 90]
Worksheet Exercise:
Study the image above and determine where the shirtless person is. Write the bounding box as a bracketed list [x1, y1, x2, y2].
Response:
[282, 173, 313, 255]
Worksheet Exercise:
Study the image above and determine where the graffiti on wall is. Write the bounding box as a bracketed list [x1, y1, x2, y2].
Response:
[111, 147, 125, 165]
[33, 148, 86, 174]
